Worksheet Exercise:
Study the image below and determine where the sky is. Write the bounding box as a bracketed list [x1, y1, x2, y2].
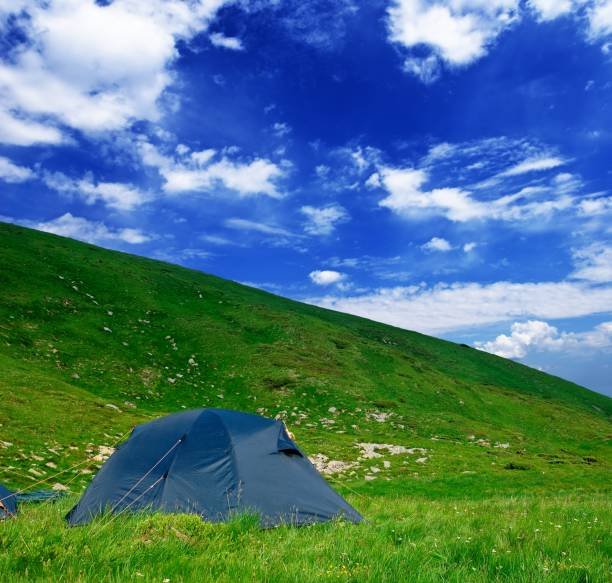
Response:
[0, 0, 611, 395]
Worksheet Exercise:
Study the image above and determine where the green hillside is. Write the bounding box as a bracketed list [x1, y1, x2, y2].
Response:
[0, 221, 610, 581]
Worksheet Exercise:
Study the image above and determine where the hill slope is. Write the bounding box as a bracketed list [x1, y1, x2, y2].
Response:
[0, 221, 610, 498]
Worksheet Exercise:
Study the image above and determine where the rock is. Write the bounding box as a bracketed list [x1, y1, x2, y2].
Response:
[383, 460, 391, 469]
[356, 443, 428, 459]
[105, 403, 122, 412]
[103, 326, 112, 333]
[495, 442, 510, 449]
[364, 475, 376, 481]
[367, 411, 393, 423]
[415, 457, 428, 464]
[328, 406, 337, 414]
[45, 461, 57, 469]
[309, 454, 356, 475]
[52, 483, 68, 491]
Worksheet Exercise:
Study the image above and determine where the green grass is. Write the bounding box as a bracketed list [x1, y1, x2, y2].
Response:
[0, 221, 610, 581]
[1, 494, 609, 582]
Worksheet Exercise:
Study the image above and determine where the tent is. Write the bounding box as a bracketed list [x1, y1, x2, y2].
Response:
[66, 408, 362, 527]
[0, 484, 17, 519]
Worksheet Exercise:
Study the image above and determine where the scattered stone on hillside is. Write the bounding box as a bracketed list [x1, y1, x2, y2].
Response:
[123, 401, 136, 409]
[105, 403, 122, 412]
[328, 406, 337, 414]
[356, 443, 427, 459]
[29, 468, 45, 477]
[475, 439, 491, 447]
[495, 442, 510, 449]
[188, 356, 198, 367]
[71, 373, 80, 380]
[217, 394, 224, 399]
[103, 327, 112, 333]
[370, 466, 380, 474]
[52, 483, 68, 491]
[31, 454, 44, 461]
[45, 461, 57, 469]
[2, 440, 15, 449]
[107, 310, 113, 316]
[415, 457, 428, 464]
[309, 454, 356, 475]
[93, 446, 115, 462]
[81, 468, 93, 474]
[364, 475, 376, 481]
[167, 378, 176, 384]
[467, 435, 475, 440]
[383, 461, 391, 469]
[367, 411, 393, 423]
[319, 417, 335, 426]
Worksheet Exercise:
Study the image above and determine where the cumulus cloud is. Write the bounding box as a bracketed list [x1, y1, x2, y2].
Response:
[43, 172, 149, 211]
[210, 32, 244, 50]
[0, 110, 64, 146]
[387, 0, 520, 78]
[0, 0, 232, 142]
[308, 280, 612, 334]
[375, 165, 574, 223]
[300, 204, 349, 236]
[528, 0, 576, 21]
[309, 270, 345, 285]
[387, 1, 612, 81]
[589, 0, 612, 39]
[11, 212, 152, 245]
[477, 319, 612, 358]
[0, 156, 34, 183]
[422, 237, 453, 252]
[367, 139, 580, 224]
[571, 243, 612, 283]
[463, 242, 478, 252]
[139, 140, 285, 198]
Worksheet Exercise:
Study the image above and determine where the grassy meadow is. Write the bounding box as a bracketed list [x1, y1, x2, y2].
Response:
[0, 222, 610, 581]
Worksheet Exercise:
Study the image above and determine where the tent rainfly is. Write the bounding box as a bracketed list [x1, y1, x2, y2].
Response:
[66, 408, 362, 527]
[0, 484, 17, 519]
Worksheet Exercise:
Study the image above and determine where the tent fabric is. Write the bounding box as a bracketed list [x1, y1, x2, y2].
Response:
[0, 484, 17, 519]
[66, 408, 362, 527]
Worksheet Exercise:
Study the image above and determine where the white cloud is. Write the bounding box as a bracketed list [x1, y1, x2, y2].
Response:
[224, 218, 294, 237]
[309, 270, 346, 286]
[477, 319, 612, 359]
[272, 122, 292, 137]
[308, 280, 612, 334]
[578, 195, 612, 216]
[387, 0, 519, 78]
[0, 0, 232, 142]
[422, 237, 453, 252]
[300, 204, 349, 236]
[589, 0, 612, 39]
[0, 109, 64, 146]
[18, 212, 152, 245]
[498, 155, 566, 177]
[571, 243, 612, 283]
[139, 140, 285, 198]
[403, 54, 441, 84]
[210, 32, 244, 50]
[371, 140, 578, 224]
[43, 172, 149, 211]
[463, 242, 478, 252]
[0, 155, 34, 183]
[528, 0, 575, 21]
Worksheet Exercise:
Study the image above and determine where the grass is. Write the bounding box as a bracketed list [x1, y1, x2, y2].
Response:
[1, 494, 609, 582]
[0, 221, 610, 581]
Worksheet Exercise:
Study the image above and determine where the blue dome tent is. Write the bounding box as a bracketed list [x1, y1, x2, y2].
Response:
[0, 484, 17, 519]
[66, 408, 362, 527]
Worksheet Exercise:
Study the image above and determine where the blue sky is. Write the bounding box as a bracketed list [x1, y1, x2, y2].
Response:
[1, 0, 611, 395]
